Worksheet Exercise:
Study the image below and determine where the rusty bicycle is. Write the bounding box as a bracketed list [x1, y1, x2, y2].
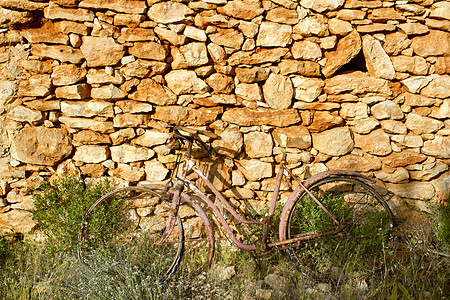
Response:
[78, 126, 397, 285]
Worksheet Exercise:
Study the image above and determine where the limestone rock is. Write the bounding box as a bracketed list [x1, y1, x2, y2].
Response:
[206, 73, 234, 94]
[228, 48, 289, 66]
[309, 111, 344, 132]
[371, 100, 403, 120]
[293, 15, 328, 37]
[115, 101, 153, 114]
[31, 44, 83, 63]
[132, 131, 170, 148]
[362, 35, 396, 80]
[405, 113, 444, 134]
[386, 150, 427, 168]
[12, 127, 72, 166]
[430, 2, 450, 21]
[410, 161, 448, 181]
[0, 210, 36, 234]
[235, 83, 262, 102]
[272, 126, 311, 149]
[128, 41, 167, 61]
[278, 60, 321, 77]
[292, 40, 322, 61]
[61, 100, 113, 118]
[110, 163, 145, 182]
[380, 120, 407, 134]
[145, 161, 169, 181]
[266, 7, 299, 25]
[422, 136, 450, 159]
[73, 145, 108, 163]
[7, 106, 44, 125]
[411, 30, 450, 57]
[326, 154, 381, 172]
[323, 30, 362, 78]
[222, 107, 300, 127]
[209, 28, 244, 49]
[165, 70, 209, 95]
[120, 59, 169, 78]
[256, 22, 292, 47]
[212, 127, 243, 157]
[20, 21, 68, 45]
[18, 74, 52, 97]
[420, 75, 450, 99]
[324, 71, 392, 96]
[172, 42, 209, 69]
[291, 76, 324, 102]
[235, 67, 270, 83]
[312, 127, 354, 156]
[384, 32, 411, 56]
[91, 85, 126, 100]
[148, 2, 194, 24]
[52, 64, 86, 86]
[341, 102, 369, 120]
[391, 56, 428, 76]
[347, 117, 379, 134]
[81, 36, 125, 67]
[110, 144, 154, 163]
[44, 2, 94, 22]
[59, 116, 114, 133]
[244, 131, 273, 158]
[300, 0, 345, 12]
[328, 18, 353, 36]
[72, 130, 111, 146]
[218, 0, 264, 20]
[354, 129, 392, 156]
[0, 7, 34, 28]
[386, 182, 435, 200]
[391, 134, 423, 148]
[238, 159, 272, 181]
[55, 83, 90, 100]
[80, 0, 146, 14]
[110, 128, 135, 145]
[374, 167, 409, 183]
[113, 113, 151, 128]
[398, 23, 429, 36]
[262, 74, 293, 110]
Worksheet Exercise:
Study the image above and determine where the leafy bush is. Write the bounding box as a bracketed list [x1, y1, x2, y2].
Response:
[32, 176, 111, 253]
[435, 200, 449, 250]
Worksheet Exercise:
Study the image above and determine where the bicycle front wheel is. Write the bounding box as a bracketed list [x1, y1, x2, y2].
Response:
[283, 176, 395, 287]
[78, 186, 184, 282]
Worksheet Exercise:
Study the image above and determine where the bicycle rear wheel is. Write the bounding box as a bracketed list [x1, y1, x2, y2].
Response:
[283, 176, 396, 288]
[78, 186, 184, 282]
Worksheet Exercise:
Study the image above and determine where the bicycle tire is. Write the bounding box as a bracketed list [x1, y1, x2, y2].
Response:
[78, 186, 184, 282]
[282, 176, 396, 289]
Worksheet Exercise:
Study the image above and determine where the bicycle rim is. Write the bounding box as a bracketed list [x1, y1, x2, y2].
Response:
[78, 186, 184, 282]
[285, 176, 395, 290]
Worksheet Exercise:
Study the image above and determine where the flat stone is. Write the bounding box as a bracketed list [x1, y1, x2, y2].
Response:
[324, 71, 392, 96]
[386, 182, 435, 200]
[110, 144, 154, 163]
[291, 76, 324, 102]
[293, 15, 328, 37]
[172, 42, 209, 69]
[81, 36, 125, 67]
[61, 100, 113, 118]
[86, 68, 124, 85]
[217, 0, 264, 20]
[266, 7, 298, 25]
[309, 111, 344, 132]
[436, 57, 450, 75]
[7, 106, 43, 125]
[312, 127, 354, 156]
[145, 161, 169, 181]
[300, 0, 345, 12]
[52, 64, 86, 86]
[278, 60, 321, 77]
[262, 74, 293, 110]
[398, 23, 429, 36]
[73, 145, 108, 164]
[80, 0, 146, 14]
[256, 22, 292, 47]
[222, 107, 300, 127]
[347, 117, 378, 134]
[354, 129, 392, 156]
[114, 14, 146, 28]
[384, 32, 411, 56]
[341, 102, 368, 119]
[430, 1, 450, 21]
[357, 24, 396, 33]
[0, 7, 34, 28]
[322, 30, 362, 78]
[235, 67, 270, 83]
[44, 2, 94, 22]
[206, 73, 234, 94]
[120, 59, 169, 78]
[209, 28, 244, 49]
[165, 70, 209, 95]
[371, 100, 403, 120]
[59, 116, 114, 133]
[132, 130, 170, 148]
[55, 83, 91, 100]
[238, 159, 272, 181]
[328, 18, 353, 36]
[235, 83, 262, 102]
[326, 154, 381, 172]
[422, 136, 450, 159]
[12, 127, 72, 166]
[374, 167, 409, 183]
[154, 27, 186, 46]
[148, 2, 193, 24]
[18, 74, 52, 97]
[420, 75, 450, 99]
[115, 100, 153, 114]
[129, 78, 177, 105]
[110, 163, 145, 182]
[410, 161, 448, 181]
[391, 134, 423, 148]
[292, 40, 322, 61]
[212, 127, 243, 157]
[272, 126, 311, 149]
[153, 106, 221, 125]
[405, 113, 444, 134]
[362, 35, 396, 80]
[91, 85, 127, 100]
[430, 100, 450, 119]
[244, 131, 273, 158]
[118, 27, 156, 43]
[72, 130, 111, 146]
[384, 150, 427, 167]
[0, 0, 48, 10]
[380, 120, 407, 134]
[391, 56, 428, 76]
[184, 26, 207, 42]
[113, 113, 151, 128]
[20, 21, 68, 45]
[228, 48, 289, 66]
[0, 210, 36, 234]
[110, 128, 135, 145]
[411, 30, 450, 57]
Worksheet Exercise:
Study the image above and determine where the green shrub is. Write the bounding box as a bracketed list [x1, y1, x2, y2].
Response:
[435, 200, 450, 250]
[32, 176, 111, 253]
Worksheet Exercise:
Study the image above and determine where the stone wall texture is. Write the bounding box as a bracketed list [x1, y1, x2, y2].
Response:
[0, 0, 449, 236]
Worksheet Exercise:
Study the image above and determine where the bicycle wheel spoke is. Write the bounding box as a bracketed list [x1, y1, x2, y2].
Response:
[284, 176, 395, 293]
[78, 187, 184, 282]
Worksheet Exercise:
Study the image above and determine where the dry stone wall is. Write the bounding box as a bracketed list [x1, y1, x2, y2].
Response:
[0, 0, 449, 236]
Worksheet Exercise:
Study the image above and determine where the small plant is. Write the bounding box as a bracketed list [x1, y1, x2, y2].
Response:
[434, 201, 450, 250]
[32, 176, 112, 253]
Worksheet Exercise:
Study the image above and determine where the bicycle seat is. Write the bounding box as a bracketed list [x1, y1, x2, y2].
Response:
[173, 126, 218, 140]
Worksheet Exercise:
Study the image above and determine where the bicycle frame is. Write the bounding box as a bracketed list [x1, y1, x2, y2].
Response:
[154, 154, 362, 265]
